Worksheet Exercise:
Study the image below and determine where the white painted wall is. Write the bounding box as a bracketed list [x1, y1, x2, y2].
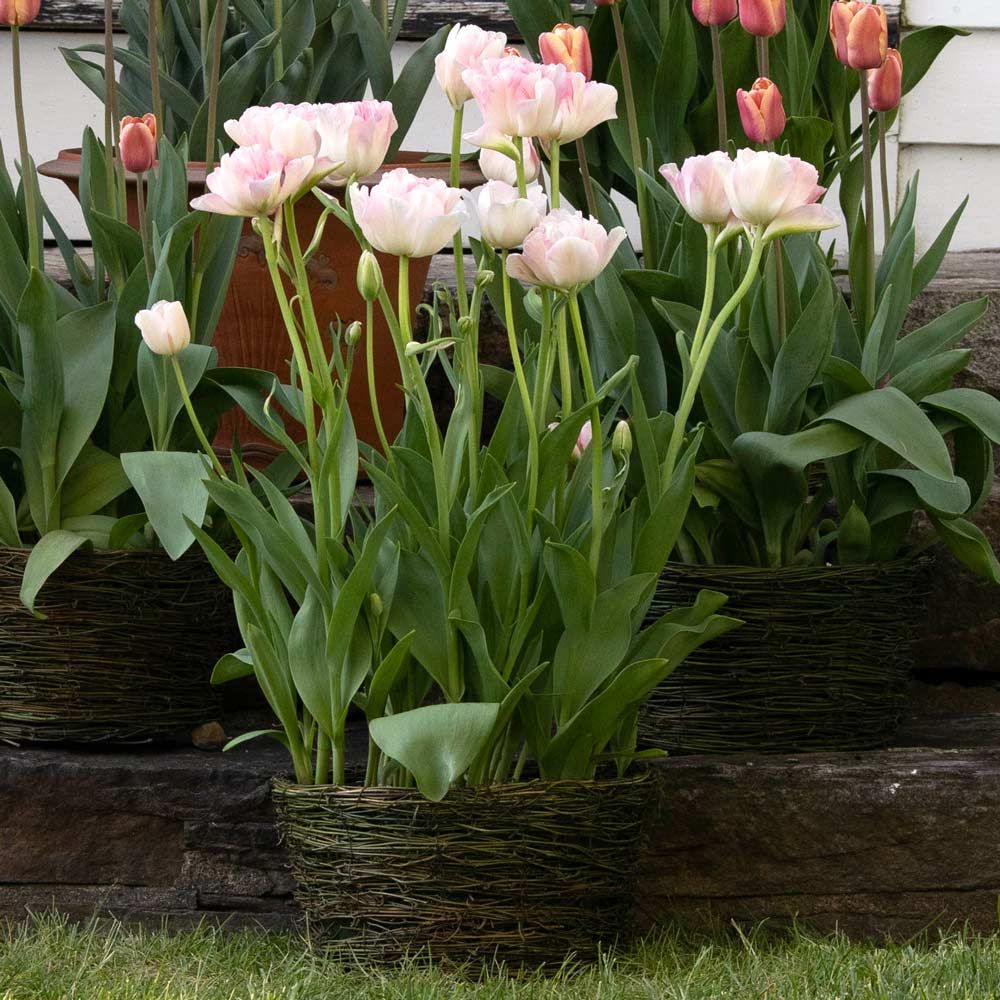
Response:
[2, 0, 998, 253]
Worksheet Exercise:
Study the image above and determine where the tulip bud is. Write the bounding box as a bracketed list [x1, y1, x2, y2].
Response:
[539, 23, 593, 80]
[739, 0, 786, 37]
[475, 268, 495, 290]
[572, 421, 593, 461]
[612, 420, 633, 460]
[357, 250, 384, 303]
[829, 1, 888, 71]
[369, 592, 384, 618]
[345, 321, 363, 347]
[867, 46, 902, 112]
[119, 114, 157, 174]
[458, 315, 476, 340]
[135, 301, 191, 356]
[737, 78, 786, 144]
[0, 0, 41, 26]
[691, 0, 738, 27]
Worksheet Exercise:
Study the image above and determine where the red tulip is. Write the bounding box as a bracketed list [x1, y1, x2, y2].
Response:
[737, 77, 786, 144]
[739, 0, 786, 38]
[829, 1, 888, 71]
[539, 23, 593, 80]
[692, 0, 738, 27]
[120, 114, 158, 174]
[867, 46, 902, 111]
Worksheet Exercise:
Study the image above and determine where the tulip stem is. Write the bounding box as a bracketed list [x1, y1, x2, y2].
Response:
[171, 356, 228, 479]
[273, 0, 284, 79]
[533, 289, 554, 432]
[858, 71, 877, 329]
[515, 148, 528, 199]
[689, 226, 718, 363]
[663, 231, 765, 485]
[611, 3, 653, 267]
[501, 251, 539, 527]
[450, 107, 469, 316]
[147, 0, 163, 130]
[877, 111, 892, 241]
[711, 25, 728, 151]
[557, 308, 572, 417]
[365, 300, 392, 459]
[203, 0, 227, 173]
[135, 173, 155, 282]
[103, 0, 119, 218]
[10, 26, 42, 273]
[550, 141, 561, 210]
[575, 137, 599, 217]
[569, 292, 604, 575]
[756, 35, 770, 80]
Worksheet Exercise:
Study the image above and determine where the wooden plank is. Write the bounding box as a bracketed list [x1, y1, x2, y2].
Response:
[30, 0, 522, 35]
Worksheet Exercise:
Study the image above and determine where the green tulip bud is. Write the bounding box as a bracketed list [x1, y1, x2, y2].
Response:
[345, 321, 363, 347]
[357, 251, 384, 303]
[475, 268, 495, 290]
[612, 420, 633, 460]
[369, 592, 384, 618]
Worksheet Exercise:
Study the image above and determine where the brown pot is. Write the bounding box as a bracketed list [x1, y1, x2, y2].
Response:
[39, 150, 484, 457]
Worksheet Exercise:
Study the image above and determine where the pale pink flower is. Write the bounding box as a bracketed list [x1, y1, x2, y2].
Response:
[550, 72, 618, 143]
[315, 100, 398, 183]
[475, 181, 547, 250]
[190, 146, 313, 217]
[724, 149, 839, 241]
[224, 104, 321, 161]
[572, 420, 593, 460]
[660, 152, 734, 227]
[506, 209, 627, 292]
[479, 139, 541, 186]
[349, 168, 466, 258]
[463, 56, 567, 143]
[135, 301, 191, 356]
[435, 23, 509, 109]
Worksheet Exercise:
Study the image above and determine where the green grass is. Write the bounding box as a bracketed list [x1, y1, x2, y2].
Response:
[2, 914, 1000, 999]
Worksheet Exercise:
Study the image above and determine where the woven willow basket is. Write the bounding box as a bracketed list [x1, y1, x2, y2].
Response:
[0, 546, 236, 743]
[640, 560, 927, 755]
[272, 771, 655, 967]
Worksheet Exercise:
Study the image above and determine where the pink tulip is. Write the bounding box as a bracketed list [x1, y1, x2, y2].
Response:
[0, 0, 40, 25]
[119, 114, 157, 174]
[479, 139, 541, 186]
[572, 420, 593, 460]
[505, 209, 627, 292]
[349, 168, 466, 259]
[739, 0, 786, 37]
[135, 301, 191, 356]
[724, 148, 839, 241]
[463, 56, 567, 142]
[868, 47, 903, 112]
[659, 152, 734, 227]
[190, 146, 313, 217]
[435, 23, 509, 110]
[475, 181, 547, 250]
[550, 72, 618, 143]
[829, 1, 888, 71]
[539, 23, 594, 80]
[692, 0, 738, 26]
[737, 77, 786, 144]
[315, 100, 398, 183]
[225, 104, 320, 160]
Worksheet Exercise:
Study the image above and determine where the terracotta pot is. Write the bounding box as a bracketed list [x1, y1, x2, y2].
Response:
[39, 150, 484, 457]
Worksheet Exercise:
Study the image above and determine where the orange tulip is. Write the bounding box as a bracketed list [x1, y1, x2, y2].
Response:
[739, 0, 786, 38]
[737, 77, 786, 144]
[120, 114, 158, 174]
[539, 23, 593, 80]
[692, 0, 738, 26]
[0, 0, 41, 26]
[868, 46, 902, 111]
[829, 1, 888, 71]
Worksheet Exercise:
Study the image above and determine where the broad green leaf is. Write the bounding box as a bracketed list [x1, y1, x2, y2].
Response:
[929, 515, 1000, 584]
[837, 503, 871, 564]
[211, 648, 255, 685]
[20, 529, 91, 617]
[924, 388, 1000, 447]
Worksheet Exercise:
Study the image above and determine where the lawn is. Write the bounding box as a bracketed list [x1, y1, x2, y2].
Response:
[2, 916, 1000, 999]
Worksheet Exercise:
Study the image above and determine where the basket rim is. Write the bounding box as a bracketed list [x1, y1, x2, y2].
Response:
[660, 556, 928, 580]
[0, 544, 195, 562]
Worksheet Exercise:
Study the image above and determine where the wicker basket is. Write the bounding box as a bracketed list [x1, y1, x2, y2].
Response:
[272, 772, 655, 967]
[640, 561, 928, 755]
[0, 546, 237, 743]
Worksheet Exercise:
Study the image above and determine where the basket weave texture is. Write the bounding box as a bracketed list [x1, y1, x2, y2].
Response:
[640, 560, 927, 754]
[272, 771, 655, 967]
[0, 546, 236, 743]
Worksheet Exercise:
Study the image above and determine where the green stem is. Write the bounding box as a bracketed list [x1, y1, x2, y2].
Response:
[550, 141, 561, 210]
[858, 71, 878, 328]
[203, 0, 226, 173]
[756, 35, 770, 79]
[502, 252, 539, 526]
[365, 300, 392, 458]
[515, 146, 528, 199]
[273, 0, 284, 79]
[10, 27, 42, 272]
[170, 356, 228, 478]
[556, 309, 572, 417]
[569, 293, 604, 575]
[611, 4, 652, 264]
[148, 0, 163, 129]
[774, 237, 787, 345]
[199, 0, 209, 73]
[314, 731, 330, 785]
[575, 137, 599, 217]
[135, 173, 154, 282]
[711, 25, 728, 151]
[103, 0, 117, 213]
[533, 289, 554, 432]
[663, 233, 765, 484]
[689, 227, 718, 361]
[877, 111, 892, 241]
[450, 107, 468, 316]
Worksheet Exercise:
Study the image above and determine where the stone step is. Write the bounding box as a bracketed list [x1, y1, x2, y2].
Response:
[2, 714, 998, 941]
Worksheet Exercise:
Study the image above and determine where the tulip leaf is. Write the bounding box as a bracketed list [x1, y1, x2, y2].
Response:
[122, 451, 211, 559]
[930, 515, 1000, 585]
[891, 298, 989, 375]
[20, 530, 92, 618]
[924, 388, 1000, 447]
[60, 444, 130, 519]
[211, 648, 255, 685]
[137, 342, 215, 451]
[370, 703, 501, 801]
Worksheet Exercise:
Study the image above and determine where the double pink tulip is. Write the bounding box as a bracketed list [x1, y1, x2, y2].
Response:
[506, 209, 627, 293]
[475, 181, 547, 251]
[434, 23, 509, 110]
[192, 146, 313, 217]
[829, 0, 888, 71]
[737, 77, 786, 144]
[479, 139, 541, 187]
[660, 152, 734, 227]
[350, 168, 466, 259]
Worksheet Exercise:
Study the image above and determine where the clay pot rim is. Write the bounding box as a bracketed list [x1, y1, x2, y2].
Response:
[37, 148, 486, 191]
